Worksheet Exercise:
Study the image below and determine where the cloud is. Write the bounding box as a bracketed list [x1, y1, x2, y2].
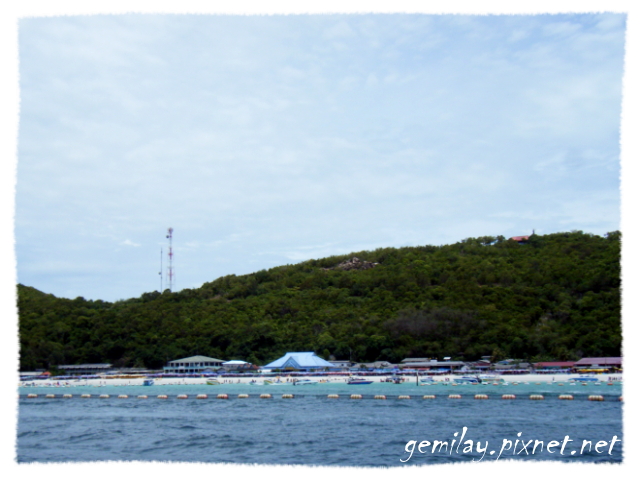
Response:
[121, 239, 141, 247]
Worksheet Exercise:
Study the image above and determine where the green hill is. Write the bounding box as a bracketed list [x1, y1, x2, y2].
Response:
[17, 230, 621, 371]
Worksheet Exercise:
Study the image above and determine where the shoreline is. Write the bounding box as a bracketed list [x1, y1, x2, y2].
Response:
[19, 372, 623, 388]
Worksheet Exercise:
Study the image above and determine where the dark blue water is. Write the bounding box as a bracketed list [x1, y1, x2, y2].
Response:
[17, 383, 623, 465]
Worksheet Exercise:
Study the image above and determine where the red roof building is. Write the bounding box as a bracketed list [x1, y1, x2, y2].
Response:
[574, 357, 622, 367]
[534, 361, 575, 369]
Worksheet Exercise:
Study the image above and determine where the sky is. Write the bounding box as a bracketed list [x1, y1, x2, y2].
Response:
[12, 12, 627, 303]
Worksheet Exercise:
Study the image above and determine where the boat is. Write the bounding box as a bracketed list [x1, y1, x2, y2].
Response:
[206, 379, 222, 385]
[142, 379, 154, 386]
[478, 374, 505, 384]
[452, 376, 480, 385]
[571, 377, 599, 382]
[385, 376, 405, 384]
[263, 379, 286, 385]
[293, 379, 318, 386]
[347, 378, 373, 385]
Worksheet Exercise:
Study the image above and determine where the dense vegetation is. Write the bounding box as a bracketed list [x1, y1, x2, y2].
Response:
[18, 231, 621, 371]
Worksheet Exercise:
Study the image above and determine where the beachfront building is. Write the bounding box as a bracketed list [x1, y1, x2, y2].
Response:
[328, 360, 352, 371]
[573, 357, 622, 373]
[163, 355, 225, 374]
[20, 370, 51, 380]
[221, 360, 256, 372]
[355, 361, 396, 373]
[57, 363, 113, 375]
[262, 352, 333, 372]
[399, 358, 465, 373]
[534, 361, 575, 373]
[467, 359, 492, 371]
[492, 360, 531, 373]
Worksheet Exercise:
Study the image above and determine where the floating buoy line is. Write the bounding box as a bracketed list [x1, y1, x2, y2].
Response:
[21, 392, 622, 402]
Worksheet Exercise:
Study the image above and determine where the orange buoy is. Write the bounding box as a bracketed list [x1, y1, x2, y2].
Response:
[529, 394, 544, 400]
[260, 393, 272, 399]
[398, 395, 411, 400]
[449, 394, 461, 399]
[474, 394, 488, 400]
[558, 395, 574, 400]
[157, 395, 168, 399]
[217, 394, 229, 399]
[502, 394, 516, 400]
[588, 395, 604, 402]
[327, 394, 339, 399]
[423, 395, 436, 399]
[237, 394, 249, 399]
[350, 394, 362, 399]
[196, 394, 208, 399]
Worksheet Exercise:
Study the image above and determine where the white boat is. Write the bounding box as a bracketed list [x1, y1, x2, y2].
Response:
[451, 376, 480, 385]
[293, 379, 318, 386]
[206, 379, 222, 385]
[478, 374, 505, 384]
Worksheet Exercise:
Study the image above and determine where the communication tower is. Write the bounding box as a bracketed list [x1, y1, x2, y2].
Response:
[159, 247, 163, 292]
[166, 228, 175, 291]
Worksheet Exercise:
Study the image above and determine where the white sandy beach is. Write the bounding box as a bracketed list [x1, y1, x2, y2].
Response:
[20, 372, 622, 388]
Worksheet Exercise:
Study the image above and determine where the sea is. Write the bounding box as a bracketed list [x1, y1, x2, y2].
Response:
[16, 380, 623, 466]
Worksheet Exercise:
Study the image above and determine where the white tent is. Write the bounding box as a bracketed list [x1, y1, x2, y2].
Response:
[263, 352, 333, 371]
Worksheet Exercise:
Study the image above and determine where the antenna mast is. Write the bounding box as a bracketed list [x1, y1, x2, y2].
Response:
[159, 247, 163, 292]
[166, 227, 174, 292]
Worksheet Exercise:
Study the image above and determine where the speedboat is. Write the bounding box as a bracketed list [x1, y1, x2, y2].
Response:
[452, 376, 480, 385]
[478, 374, 505, 384]
[293, 379, 318, 386]
[206, 379, 222, 385]
[347, 378, 373, 385]
[142, 379, 154, 386]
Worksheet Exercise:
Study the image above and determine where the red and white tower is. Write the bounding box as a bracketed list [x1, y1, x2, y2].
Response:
[166, 227, 175, 292]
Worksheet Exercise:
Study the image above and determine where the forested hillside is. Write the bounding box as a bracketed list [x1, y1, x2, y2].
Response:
[18, 231, 621, 371]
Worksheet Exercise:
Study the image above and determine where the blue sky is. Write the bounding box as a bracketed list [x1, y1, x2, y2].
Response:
[14, 13, 626, 302]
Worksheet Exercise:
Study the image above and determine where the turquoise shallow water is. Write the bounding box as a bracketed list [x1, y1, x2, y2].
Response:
[17, 382, 623, 465]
